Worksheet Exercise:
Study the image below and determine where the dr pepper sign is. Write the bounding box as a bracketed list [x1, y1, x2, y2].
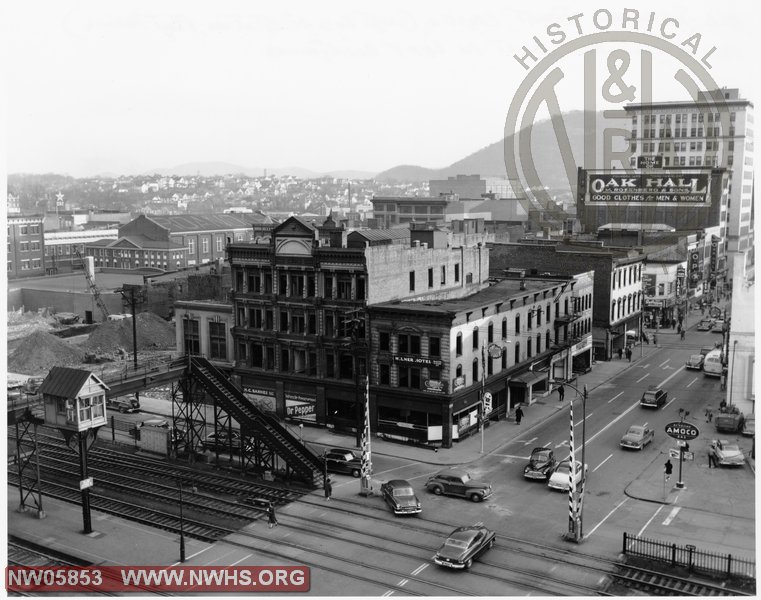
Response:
[664, 422, 700, 441]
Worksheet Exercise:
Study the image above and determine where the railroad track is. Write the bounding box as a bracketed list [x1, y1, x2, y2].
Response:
[8, 473, 229, 542]
[609, 565, 752, 596]
[7, 536, 91, 568]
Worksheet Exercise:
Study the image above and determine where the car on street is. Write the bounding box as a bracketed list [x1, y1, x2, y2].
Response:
[425, 469, 493, 502]
[324, 448, 362, 477]
[685, 354, 705, 370]
[106, 396, 140, 413]
[380, 479, 422, 515]
[523, 447, 557, 480]
[201, 430, 247, 453]
[140, 417, 169, 428]
[702, 349, 723, 377]
[697, 319, 714, 331]
[433, 525, 496, 569]
[711, 319, 726, 333]
[715, 406, 745, 433]
[742, 414, 755, 437]
[620, 425, 655, 450]
[640, 385, 668, 409]
[547, 459, 588, 491]
[712, 439, 746, 467]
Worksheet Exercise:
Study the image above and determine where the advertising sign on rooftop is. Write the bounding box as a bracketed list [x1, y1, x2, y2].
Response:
[586, 173, 710, 205]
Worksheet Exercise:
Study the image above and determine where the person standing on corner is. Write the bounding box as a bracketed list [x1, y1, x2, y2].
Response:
[514, 405, 524, 425]
[557, 384, 565, 402]
[708, 443, 718, 468]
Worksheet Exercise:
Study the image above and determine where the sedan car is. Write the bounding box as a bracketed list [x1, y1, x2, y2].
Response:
[711, 320, 726, 333]
[523, 447, 557, 480]
[685, 354, 705, 370]
[548, 459, 588, 491]
[696, 319, 714, 331]
[712, 439, 746, 467]
[201, 430, 247, 453]
[620, 425, 655, 450]
[425, 469, 492, 502]
[640, 385, 668, 408]
[324, 448, 362, 478]
[106, 397, 140, 414]
[380, 479, 422, 515]
[433, 526, 496, 569]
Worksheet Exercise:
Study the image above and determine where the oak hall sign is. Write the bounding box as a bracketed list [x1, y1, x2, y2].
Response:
[664, 422, 700, 441]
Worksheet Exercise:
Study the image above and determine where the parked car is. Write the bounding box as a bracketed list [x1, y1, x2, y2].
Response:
[711, 320, 726, 333]
[140, 417, 169, 428]
[425, 469, 492, 502]
[685, 354, 705, 370]
[715, 406, 745, 433]
[640, 385, 668, 409]
[201, 430, 247, 453]
[620, 425, 655, 450]
[697, 319, 714, 331]
[547, 459, 588, 491]
[23, 377, 45, 395]
[712, 439, 746, 467]
[106, 396, 139, 414]
[433, 525, 496, 569]
[380, 479, 422, 515]
[703, 349, 723, 377]
[324, 448, 362, 477]
[742, 414, 755, 437]
[523, 447, 557, 480]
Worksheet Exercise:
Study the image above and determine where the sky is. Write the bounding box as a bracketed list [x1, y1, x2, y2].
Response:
[3, 0, 758, 177]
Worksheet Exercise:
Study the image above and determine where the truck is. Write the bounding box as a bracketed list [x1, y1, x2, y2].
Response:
[715, 405, 745, 433]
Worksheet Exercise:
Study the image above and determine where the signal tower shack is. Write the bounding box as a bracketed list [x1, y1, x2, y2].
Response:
[39, 367, 109, 533]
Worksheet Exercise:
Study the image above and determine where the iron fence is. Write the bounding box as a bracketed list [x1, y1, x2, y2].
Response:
[623, 532, 755, 581]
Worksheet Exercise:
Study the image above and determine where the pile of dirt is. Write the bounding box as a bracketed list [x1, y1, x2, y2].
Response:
[7, 309, 57, 342]
[8, 331, 86, 374]
[84, 312, 176, 353]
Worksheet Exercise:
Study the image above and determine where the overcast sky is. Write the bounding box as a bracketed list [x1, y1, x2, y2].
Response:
[4, 0, 757, 177]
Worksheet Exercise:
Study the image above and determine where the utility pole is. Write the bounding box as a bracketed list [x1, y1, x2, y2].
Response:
[116, 287, 140, 371]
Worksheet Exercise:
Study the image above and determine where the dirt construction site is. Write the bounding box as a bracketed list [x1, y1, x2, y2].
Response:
[7, 309, 177, 377]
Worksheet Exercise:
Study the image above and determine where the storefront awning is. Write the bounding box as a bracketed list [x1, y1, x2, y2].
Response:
[510, 370, 547, 387]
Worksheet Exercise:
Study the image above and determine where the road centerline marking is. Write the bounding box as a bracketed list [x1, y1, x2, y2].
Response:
[608, 391, 624, 403]
[686, 377, 698, 388]
[593, 454, 613, 472]
[585, 498, 628, 539]
[636, 373, 649, 383]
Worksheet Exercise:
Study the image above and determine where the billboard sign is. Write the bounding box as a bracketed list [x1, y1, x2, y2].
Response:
[586, 173, 710, 205]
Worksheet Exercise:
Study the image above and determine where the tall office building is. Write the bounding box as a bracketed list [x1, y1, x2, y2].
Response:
[625, 88, 754, 285]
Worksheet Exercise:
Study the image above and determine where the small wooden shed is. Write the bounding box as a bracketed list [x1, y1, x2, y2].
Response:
[40, 367, 109, 432]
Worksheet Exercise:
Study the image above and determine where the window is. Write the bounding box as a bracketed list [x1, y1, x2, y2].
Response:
[454, 264, 460, 283]
[379, 332, 390, 351]
[202, 238, 209, 254]
[19, 241, 29, 252]
[409, 271, 415, 292]
[216, 237, 224, 252]
[280, 310, 289, 332]
[398, 366, 421, 389]
[515, 314, 520, 334]
[472, 327, 479, 349]
[472, 359, 479, 383]
[209, 321, 227, 360]
[380, 364, 390, 385]
[188, 239, 195, 255]
[502, 318, 507, 339]
[428, 268, 434, 288]
[456, 333, 462, 356]
[429, 336, 441, 357]
[527, 338, 532, 358]
[398, 334, 421, 355]
[183, 319, 200, 355]
[79, 397, 93, 422]
[514, 342, 520, 363]
[441, 266, 446, 285]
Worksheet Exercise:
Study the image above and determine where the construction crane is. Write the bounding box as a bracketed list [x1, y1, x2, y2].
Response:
[75, 248, 110, 320]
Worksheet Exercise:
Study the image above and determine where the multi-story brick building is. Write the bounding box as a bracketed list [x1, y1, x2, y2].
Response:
[225, 216, 490, 439]
[488, 241, 643, 360]
[44, 229, 118, 274]
[7, 215, 45, 279]
[624, 87, 754, 284]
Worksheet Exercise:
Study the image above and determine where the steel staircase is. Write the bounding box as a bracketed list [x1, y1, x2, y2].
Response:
[189, 357, 323, 486]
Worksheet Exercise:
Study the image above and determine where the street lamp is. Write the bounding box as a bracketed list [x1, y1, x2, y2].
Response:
[551, 380, 588, 543]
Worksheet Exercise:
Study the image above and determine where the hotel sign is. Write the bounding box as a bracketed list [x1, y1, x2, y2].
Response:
[586, 173, 709, 205]
[393, 355, 443, 368]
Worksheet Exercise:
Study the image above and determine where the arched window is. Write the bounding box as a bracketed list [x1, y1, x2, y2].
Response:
[546, 330, 551, 349]
[611, 302, 616, 321]
[514, 342, 520, 364]
[488, 322, 493, 343]
[501, 351, 507, 370]
[536, 333, 542, 354]
[515, 314, 520, 334]
[456, 332, 462, 356]
[502, 317, 507, 339]
[456, 363, 462, 378]
[473, 326, 479, 350]
[537, 307, 542, 326]
[527, 338, 532, 358]
[472, 358, 479, 382]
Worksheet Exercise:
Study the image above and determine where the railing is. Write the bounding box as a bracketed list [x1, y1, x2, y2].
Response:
[623, 532, 755, 581]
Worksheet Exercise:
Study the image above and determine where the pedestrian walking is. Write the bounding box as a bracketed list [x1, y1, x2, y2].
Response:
[557, 384, 565, 402]
[680, 329, 685, 340]
[708, 444, 718, 468]
[324, 477, 332, 501]
[625, 347, 632, 362]
[617, 347, 624, 360]
[652, 334, 658, 346]
[267, 503, 278, 528]
[514, 405, 524, 425]
[677, 322, 682, 334]
[673, 319, 677, 330]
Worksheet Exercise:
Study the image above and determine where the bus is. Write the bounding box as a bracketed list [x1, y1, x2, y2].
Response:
[702, 349, 723, 377]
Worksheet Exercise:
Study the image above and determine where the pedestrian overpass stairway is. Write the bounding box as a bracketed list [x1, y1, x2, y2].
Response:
[188, 357, 324, 487]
